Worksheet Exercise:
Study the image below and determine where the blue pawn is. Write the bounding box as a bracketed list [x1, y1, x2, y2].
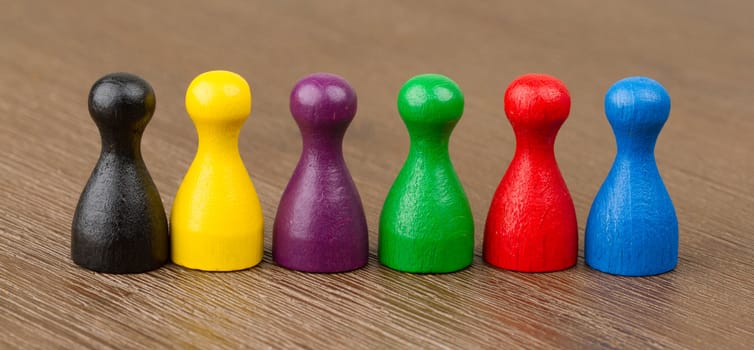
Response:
[585, 77, 678, 276]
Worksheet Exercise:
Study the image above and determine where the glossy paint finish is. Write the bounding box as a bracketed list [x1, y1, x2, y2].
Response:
[585, 77, 678, 276]
[71, 72, 169, 273]
[379, 74, 474, 274]
[484, 74, 578, 273]
[171, 70, 264, 271]
[273, 73, 369, 273]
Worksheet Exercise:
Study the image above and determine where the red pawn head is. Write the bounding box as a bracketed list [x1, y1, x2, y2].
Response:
[504, 74, 570, 141]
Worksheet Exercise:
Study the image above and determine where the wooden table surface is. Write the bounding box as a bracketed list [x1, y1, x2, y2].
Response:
[2, 1, 753, 348]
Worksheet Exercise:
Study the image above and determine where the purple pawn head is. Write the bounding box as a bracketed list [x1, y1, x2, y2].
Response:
[290, 73, 357, 133]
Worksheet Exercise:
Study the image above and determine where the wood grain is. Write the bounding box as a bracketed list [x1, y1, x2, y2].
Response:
[1, 0, 753, 348]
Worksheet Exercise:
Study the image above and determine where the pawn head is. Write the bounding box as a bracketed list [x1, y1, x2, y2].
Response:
[397, 74, 464, 126]
[605, 76, 670, 134]
[290, 73, 357, 129]
[88, 72, 156, 132]
[504, 74, 570, 130]
[186, 70, 251, 124]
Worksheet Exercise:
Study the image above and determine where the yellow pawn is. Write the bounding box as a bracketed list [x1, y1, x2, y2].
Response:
[171, 70, 264, 271]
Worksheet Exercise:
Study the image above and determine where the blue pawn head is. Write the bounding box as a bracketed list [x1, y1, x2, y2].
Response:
[605, 77, 670, 152]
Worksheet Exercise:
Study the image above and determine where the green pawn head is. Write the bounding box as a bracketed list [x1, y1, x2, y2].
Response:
[398, 74, 464, 132]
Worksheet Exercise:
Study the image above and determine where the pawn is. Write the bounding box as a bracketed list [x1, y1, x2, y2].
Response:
[484, 73, 578, 272]
[171, 70, 264, 271]
[379, 74, 474, 273]
[71, 72, 169, 273]
[585, 77, 678, 276]
[272, 73, 368, 273]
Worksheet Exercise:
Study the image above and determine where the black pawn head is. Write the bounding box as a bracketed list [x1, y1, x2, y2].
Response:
[88, 72, 156, 135]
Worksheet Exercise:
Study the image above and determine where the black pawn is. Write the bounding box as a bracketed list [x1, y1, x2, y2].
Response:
[71, 72, 169, 273]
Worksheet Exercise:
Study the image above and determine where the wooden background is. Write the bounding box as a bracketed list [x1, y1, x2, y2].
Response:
[1, 0, 753, 348]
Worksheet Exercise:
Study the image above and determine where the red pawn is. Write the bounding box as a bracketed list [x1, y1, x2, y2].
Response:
[484, 74, 578, 272]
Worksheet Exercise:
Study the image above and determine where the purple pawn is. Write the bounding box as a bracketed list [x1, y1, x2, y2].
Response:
[272, 73, 369, 273]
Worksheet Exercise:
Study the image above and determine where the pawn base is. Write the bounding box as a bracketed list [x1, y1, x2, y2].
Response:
[379, 232, 473, 274]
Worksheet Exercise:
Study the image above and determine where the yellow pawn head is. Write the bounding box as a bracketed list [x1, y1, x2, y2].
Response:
[186, 70, 251, 125]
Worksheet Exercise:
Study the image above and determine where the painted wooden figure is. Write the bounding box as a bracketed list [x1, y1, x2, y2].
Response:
[273, 73, 369, 273]
[171, 70, 264, 271]
[484, 73, 578, 273]
[585, 76, 678, 276]
[379, 74, 474, 274]
[71, 72, 169, 273]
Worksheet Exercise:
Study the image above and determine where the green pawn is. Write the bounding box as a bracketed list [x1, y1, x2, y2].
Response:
[379, 74, 474, 273]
